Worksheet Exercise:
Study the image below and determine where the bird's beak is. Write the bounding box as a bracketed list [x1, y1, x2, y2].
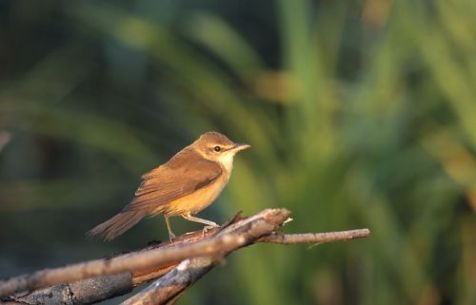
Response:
[231, 143, 251, 152]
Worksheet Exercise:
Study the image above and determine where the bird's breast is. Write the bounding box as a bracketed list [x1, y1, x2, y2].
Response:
[162, 174, 230, 216]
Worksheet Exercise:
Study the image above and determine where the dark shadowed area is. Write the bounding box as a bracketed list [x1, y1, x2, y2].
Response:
[1, 0, 476, 304]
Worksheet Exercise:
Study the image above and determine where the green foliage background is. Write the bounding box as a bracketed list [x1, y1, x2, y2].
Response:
[1, 0, 476, 304]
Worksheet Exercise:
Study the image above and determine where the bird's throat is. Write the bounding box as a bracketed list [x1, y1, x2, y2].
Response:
[218, 152, 235, 173]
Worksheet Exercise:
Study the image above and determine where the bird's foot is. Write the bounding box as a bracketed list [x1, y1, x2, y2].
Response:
[202, 223, 220, 237]
[168, 231, 176, 241]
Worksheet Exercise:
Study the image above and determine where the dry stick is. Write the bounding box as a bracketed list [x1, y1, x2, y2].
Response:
[120, 209, 290, 305]
[0, 209, 371, 305]
[131, 229, 372, 284]
[2, 230, 370, 305]
[0, 209, 289, 298]
[2, 273, 133, 305]
[260, 229, 371, 244]
[0, 231, 245, 298]
[122, 208, 296, 304]
[3, 230, 371, 305]
[120, 224, 371, 304]
[122, 258, 213, 305]
[2, 233, 219, 305]
[1, 223, 240, 305]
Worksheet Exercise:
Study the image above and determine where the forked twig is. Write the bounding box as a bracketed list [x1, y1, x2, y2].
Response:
[0, 209, 370, 305]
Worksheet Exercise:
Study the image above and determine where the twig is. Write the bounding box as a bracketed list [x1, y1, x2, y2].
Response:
[121, 208, 294, 305]
[0, 234, 246, 298]
[120, 225, 371, 305]
[2, 273, 132, 305]
[0, 209, 289, 298]
[260, 229, 371, 244]
[121, 258, 213, 305]
[0, 209, 371, 305]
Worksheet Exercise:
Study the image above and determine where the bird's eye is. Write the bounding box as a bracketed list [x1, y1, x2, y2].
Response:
[214, 145, 221, 152]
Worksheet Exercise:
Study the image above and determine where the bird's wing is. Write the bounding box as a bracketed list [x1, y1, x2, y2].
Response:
[124, 148, 222, 212]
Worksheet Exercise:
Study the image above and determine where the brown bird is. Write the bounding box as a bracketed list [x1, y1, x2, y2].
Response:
[87, 131, 250, 241]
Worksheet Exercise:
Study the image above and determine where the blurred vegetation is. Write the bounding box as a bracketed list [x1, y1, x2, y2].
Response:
[1, 0, 476, 304]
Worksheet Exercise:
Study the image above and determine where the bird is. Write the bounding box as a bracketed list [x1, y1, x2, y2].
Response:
[87, 131, 250, 241]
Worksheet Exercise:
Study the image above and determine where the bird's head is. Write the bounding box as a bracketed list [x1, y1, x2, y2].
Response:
[193, 131, 250, 170]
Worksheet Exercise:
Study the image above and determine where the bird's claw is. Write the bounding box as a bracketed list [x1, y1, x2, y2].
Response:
[202, 223, 220, 236]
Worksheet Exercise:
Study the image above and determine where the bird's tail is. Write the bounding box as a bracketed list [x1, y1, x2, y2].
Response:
[87, 211, 146, 241]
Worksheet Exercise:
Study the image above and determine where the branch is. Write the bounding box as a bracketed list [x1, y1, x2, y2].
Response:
[2, 273, 132, 305]
[121, 226, 371, 305]
[121, 258, 214, 305]
[260, 229, 371, 244]
[0, 231, 247, 297]
[0, 209, 288, 298]
[0, 209, 370, 305]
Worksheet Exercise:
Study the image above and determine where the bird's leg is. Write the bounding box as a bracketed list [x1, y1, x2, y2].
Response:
[181, 214, 219, 231]
[164, 215, 176, 240]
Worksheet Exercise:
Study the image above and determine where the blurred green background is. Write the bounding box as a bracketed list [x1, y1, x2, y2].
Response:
[1, 0, 476, 304]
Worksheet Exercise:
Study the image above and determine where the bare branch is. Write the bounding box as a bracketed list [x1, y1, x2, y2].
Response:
[121, 258, 213, 305]
[120, 223, 371, 305]
[2, 273, 133, 305]
[120, 208, 295, 305]
[0, 234, 246, 298]
[0, 208, 371, 305]
[260, 229, 371, 244]
[0, 209, 289, 298]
